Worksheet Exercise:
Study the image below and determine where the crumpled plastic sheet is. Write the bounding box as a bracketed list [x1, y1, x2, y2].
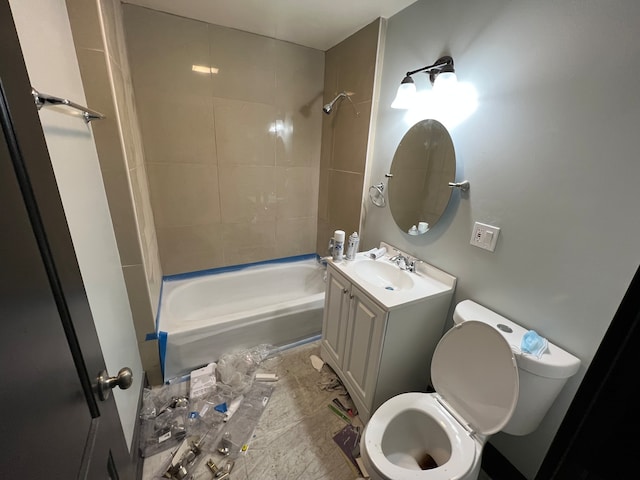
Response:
[139, 344, 273, 459]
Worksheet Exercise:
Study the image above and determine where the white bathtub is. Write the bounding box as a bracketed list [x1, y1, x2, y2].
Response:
[157, 256, 325, 381]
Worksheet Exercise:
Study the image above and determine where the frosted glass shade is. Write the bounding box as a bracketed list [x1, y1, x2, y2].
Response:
[391, 81, 416, 109]
[433, 71, 457, 93]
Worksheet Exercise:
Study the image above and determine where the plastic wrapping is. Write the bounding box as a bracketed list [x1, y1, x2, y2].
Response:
[217, 344, 272, 393]
[139, 383, 190, 457]
[140, 345, 274, 461]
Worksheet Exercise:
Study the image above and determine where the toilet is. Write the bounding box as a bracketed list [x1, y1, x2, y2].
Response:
[360, 300, 580, 480]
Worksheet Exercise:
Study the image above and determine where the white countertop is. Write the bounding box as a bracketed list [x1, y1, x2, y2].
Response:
[328, 247, 456, 310]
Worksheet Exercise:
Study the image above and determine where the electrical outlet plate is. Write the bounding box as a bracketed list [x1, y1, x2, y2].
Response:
[470, 222, 500, 252]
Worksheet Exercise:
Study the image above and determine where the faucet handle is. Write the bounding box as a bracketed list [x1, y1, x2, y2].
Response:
[408, 259, 423, 273]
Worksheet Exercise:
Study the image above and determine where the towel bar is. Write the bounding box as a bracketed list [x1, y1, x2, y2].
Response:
[31, 87, 105, 123]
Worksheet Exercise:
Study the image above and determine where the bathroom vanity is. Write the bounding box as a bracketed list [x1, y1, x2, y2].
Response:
[320, 243, 457, 422]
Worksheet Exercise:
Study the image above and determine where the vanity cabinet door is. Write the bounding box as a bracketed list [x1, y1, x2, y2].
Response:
[343, 285, 387, 409]
[321, 268, 352, 368]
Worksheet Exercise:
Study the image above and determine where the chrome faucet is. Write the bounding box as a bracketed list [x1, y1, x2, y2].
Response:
[390, 254, 409, 270]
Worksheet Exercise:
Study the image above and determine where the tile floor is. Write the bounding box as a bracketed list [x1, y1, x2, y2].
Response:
[142, 340, 492, 480]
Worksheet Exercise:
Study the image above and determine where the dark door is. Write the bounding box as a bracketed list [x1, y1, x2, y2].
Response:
[536, 264, 640, 479]
[0, 2, 134, 478]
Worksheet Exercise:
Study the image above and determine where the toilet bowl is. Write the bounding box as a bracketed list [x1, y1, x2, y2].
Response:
[361, 392, 483, 480]
[360, 300, 581, 480]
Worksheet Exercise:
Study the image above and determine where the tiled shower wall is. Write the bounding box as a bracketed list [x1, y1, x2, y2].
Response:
[123, 5, 324, 275]
[66, 0, 163, 384]
[316, 19, 383, 253]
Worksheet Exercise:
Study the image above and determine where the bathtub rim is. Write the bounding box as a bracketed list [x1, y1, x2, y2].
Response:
[154, 253, 319, 333]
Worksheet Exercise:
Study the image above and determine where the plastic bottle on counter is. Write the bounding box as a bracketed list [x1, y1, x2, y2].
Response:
[346, 232, 360, 260]
[333, 230, 345, 261]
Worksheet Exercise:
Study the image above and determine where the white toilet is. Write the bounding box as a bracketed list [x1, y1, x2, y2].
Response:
[360, 300, 580, 480]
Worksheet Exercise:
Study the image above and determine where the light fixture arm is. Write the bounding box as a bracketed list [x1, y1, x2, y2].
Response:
[404, 56, 454, 84]
[391, 55, 457, 110]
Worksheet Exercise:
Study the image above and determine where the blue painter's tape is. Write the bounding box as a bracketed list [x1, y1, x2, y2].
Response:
[162, 253, 318, 283]
[145, 332, 158, 341]
[158, 330, 168, 380]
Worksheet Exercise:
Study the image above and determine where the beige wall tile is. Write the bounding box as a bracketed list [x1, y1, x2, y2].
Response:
[66, 0, 103, 51]
[274, 40, 324, 110]
[323, 50, 339, 104]
[222, 221, 277, 265]
[110, 62, 140, 167]
[218, 165, 277, 223]
[138, 94, 216, 165]
[317, 113, 333, 223]
[123, 5, 211, 97]
[316, 219, 332, 255]
[328, 170, 364, 236]
[214, 98, 276, 166]
[330, 19, 379, 105]
[276, 166, 318, 219]
[142, 230, 162, 319]
[147, 163, 221, 227]
[331, 100, 371, 173]
[125, 8, 217, 166]
[101, 168, 143, 266]
[129, 164, 156, 245]
[316, 20, 380, 253]
[99, 0, 130, 71]
[317, 162, 329, 223]
[122, 264, 156, 341]
[275, 109, 322, 167]
[123, 6, 325, 272]
[208, 24, 277, 104]
[222, 221, 276, 248]
[138, 339, 162, 386]
[157, 224, 224, 275]
[74, 48, 117, 120]
[276, 217, 317, 257]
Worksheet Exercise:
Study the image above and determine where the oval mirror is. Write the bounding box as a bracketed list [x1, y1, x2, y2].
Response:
[388, 119, 456, 234]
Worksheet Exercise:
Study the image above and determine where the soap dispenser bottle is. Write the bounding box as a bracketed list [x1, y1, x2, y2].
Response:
[346, 232, 359, 260]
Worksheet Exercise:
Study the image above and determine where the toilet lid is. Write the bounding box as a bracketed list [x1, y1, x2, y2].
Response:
[431, 320, 519, 435]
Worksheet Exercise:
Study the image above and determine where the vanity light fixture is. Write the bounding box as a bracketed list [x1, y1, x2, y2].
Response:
[391, 55, 456, 109]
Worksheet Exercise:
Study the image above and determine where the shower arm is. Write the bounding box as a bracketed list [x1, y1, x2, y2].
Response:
[324, 91, 359, 116]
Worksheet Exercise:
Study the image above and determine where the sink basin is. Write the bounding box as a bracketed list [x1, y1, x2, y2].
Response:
[352, 260, 414, 291]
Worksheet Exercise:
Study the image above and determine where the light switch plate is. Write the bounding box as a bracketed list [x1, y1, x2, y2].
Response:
[470, 222, 500, 252]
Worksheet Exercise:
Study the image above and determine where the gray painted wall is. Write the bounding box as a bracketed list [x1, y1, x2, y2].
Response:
[362, 1, 640, 478]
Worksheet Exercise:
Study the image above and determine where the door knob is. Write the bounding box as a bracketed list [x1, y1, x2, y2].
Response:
[96, 367, 133, 401]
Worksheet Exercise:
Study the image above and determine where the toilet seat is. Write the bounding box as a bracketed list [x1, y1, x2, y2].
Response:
[431, 320, 519, 435]
[363, 392, 476, 480]
[362, 320, 519, 480]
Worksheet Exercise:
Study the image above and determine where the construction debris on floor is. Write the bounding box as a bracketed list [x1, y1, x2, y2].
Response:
[140, 341, 370, 480]
[139, 345, 273, 479]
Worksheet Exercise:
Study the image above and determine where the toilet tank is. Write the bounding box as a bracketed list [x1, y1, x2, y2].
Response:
[453, 300, 580, 435]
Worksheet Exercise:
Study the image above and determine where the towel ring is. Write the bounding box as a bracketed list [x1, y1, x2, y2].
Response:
[369, 183, 386, 207]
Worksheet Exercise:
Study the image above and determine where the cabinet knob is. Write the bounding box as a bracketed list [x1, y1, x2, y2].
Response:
[343, 288, 348, 294]
[350, 294, 354, 299]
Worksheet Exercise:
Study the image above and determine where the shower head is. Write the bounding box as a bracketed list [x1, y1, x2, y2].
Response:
[323, 91, 357, 115]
